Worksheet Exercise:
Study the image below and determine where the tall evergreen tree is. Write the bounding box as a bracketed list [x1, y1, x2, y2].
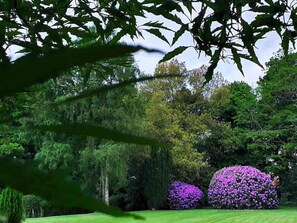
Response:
[144, 148, 171, 210]
[0, 188, 24, 223]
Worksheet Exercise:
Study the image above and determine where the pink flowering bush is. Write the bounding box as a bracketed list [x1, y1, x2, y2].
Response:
[167, 181, 204, 210]
[208, 166, 279, 209]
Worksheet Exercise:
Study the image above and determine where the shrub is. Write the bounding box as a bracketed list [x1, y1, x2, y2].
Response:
[0, 188, 24, 223]
[23, 195, 88, 217]
[167, 181, 204, 210]
[208, 166, 279, 209]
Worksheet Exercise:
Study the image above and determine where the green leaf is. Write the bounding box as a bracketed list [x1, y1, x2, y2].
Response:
[291, 9, 297, 31]
[241, 19, 254, 42]
[282, 29, 290, 56]
[241, 19, 263, 68]
[58, 74, 180, 104]
[159, 46, 188, 63]
[0, 159, 143, 219]
[108, 30, 127, 44]
[204, 62, 217, 86]
[146, 29, 169, 44]
[182, 1, 194, 14]
[35, 124, 169, 148]
[0, 44, 162, 97]
[252, 5, 277, 13]
[161, 12, 183, 25]
[191, 6, 207, 33]
[231, 47, 244, 76]
[171, 25, 187, 46]
[161, 0, 183, 13]
[141, 21, 173, 32]
[204, 48, 221, 85]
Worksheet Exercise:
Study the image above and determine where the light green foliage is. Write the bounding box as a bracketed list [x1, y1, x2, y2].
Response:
[141, 60, 212, 187]
[79, 143, 130, 195]
[0, 188, 24, 223]
[0, 143, 24, 159]
[35, 142, 74, 170]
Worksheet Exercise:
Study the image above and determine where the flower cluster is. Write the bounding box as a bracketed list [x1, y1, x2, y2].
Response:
[167, 181, 204, 210]
[208, 166, 279, 209]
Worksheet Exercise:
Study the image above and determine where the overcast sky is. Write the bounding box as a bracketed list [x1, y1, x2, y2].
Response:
[123, 14, 284, 87]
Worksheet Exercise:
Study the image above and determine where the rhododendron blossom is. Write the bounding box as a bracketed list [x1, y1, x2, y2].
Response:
[167, 181, 204, 210]
[208, 166, 279, 209]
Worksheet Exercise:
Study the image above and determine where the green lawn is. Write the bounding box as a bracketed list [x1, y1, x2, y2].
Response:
[24, 206, 297, 223]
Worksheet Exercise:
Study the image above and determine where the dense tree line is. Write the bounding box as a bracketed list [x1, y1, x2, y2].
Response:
[1, 50, 295, 217]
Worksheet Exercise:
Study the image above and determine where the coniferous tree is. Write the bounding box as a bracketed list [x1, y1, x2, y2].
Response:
[144, 148, 171, 210]
[0, 188, 24, 223]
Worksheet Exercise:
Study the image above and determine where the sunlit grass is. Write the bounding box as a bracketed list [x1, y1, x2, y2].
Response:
[25, 206, 297, 223]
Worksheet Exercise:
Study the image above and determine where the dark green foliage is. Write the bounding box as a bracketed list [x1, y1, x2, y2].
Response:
[144, 148, 172, 210]
[0, 44, 161, 97]
[59, 74, 179, 104]
[203, 52, 297, 203]
[124, 151, 148, 211]
[23, 195, 88, 218]
[0, 159, 142, 219]
[109, 194, 126, 210]
[36, 124, 168, 148]
[23, 195, 43, 218]
[254, 52, 297, 201]
[282, 164, 297, 204]
[0, 188, 24, 223]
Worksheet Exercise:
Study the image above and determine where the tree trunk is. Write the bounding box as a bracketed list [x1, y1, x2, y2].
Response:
[101, 169, 109, 205]
[40, 207, 44, 217]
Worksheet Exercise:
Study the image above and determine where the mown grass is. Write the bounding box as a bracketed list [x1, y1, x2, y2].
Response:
[25, 206, 297, 223]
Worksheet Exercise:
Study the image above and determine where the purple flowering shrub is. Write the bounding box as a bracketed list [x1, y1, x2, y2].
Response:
[167, 181, 204, 210]
[208, 166, 279, 209]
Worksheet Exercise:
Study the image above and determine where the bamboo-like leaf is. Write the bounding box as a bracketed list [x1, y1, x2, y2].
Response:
[191, 6, 207, 33]
[203, 48, 221, 85]
[282, 29, 290, 56]
[35, 124, 169, 148]
[231, 47, 244, 76]
[171, 25, 187, 46]
[0, 44, 162, 97]
[182, 1, 195, 14]
[58, 74, 180, 104]
[204, 62, 218, 86]
[146, 29, 170, 44]
[159, 46, 188, 63]
[0, 159, 143, 219]
[291, 9, 297, 31]
[141, 21, 173, 32]
[241, 19, 263, 68]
